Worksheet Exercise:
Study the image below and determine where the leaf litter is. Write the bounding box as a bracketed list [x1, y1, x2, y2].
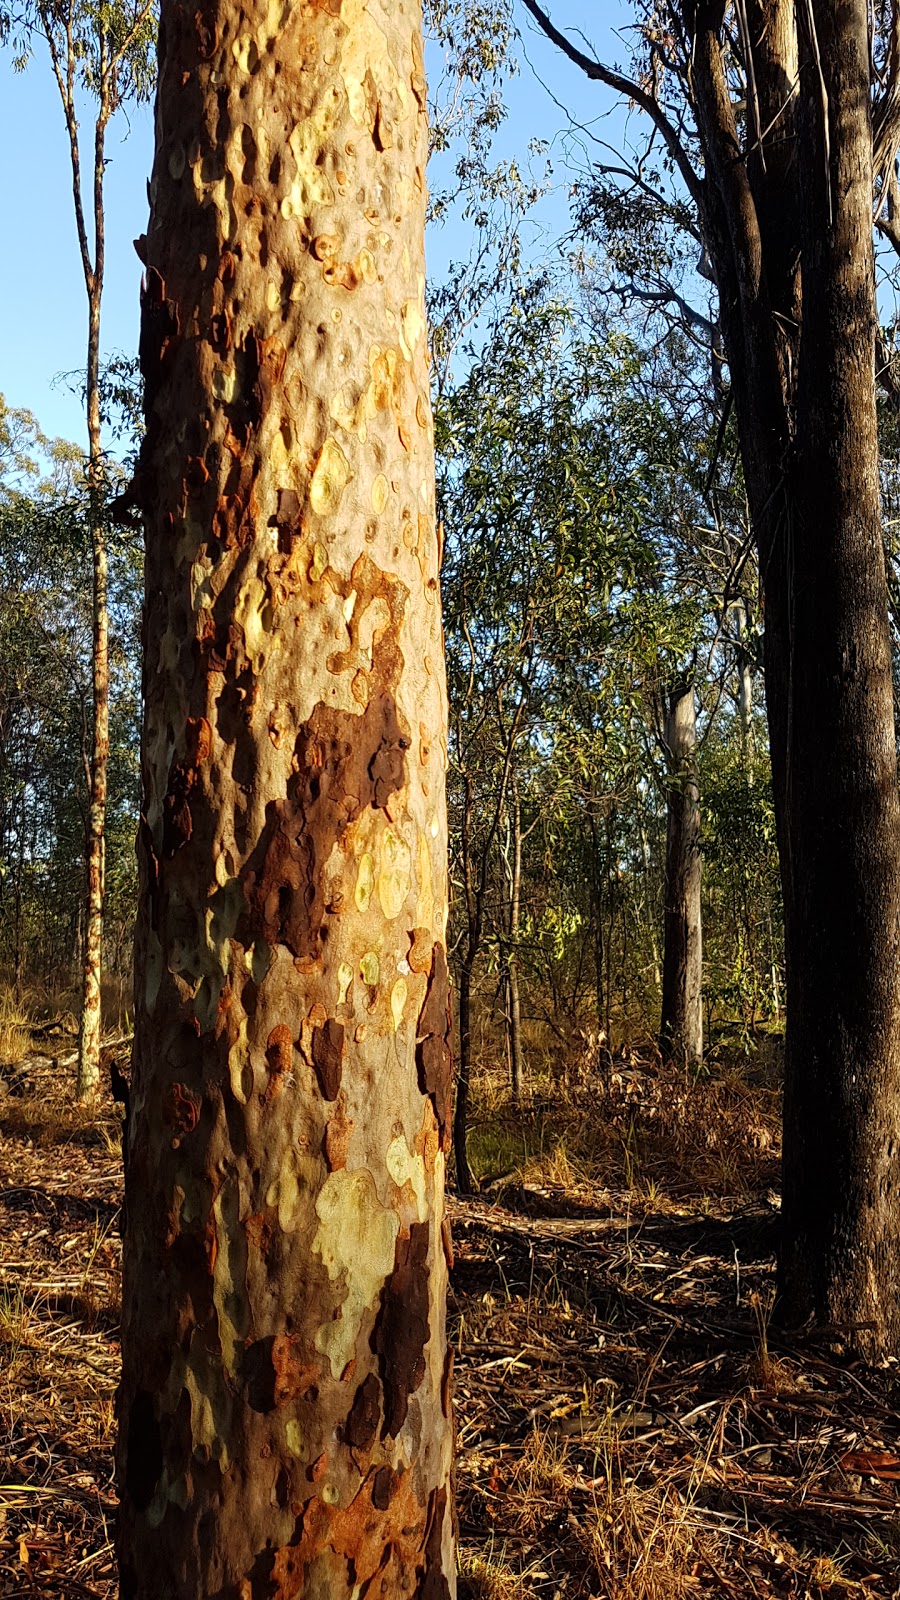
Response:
[0, 1043, 899, 1597]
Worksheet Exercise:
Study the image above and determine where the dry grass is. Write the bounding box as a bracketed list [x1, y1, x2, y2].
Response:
[453, 1043, 900, 1600]
[0, 989, 34, 1066]
[0, 1049, 123, 1596]
[2, 1035, 899, 1599]
[464, 1040, 781, 1207]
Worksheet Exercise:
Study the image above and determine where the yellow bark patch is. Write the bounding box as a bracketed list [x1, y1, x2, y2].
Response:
[267, 1166, 300, 1232]
[400, 295, 425, 359]
[236, 574, 275, 661]
[285, 1418, 304, 1458]
[232, 34, 259, 73]
[338, 962, 353, 1004]
[415, 832, 434, 931]
[338, 0, 406, 131]
[212, 1180, 249, 1376]
[390, 976, 408, 1032]
[310, 438, 352, 516]
[313, 1169, 399, 1378]
[360, 951, 380, 986]
[378, 830, 411, 919]
[285, 91, 342, 213]
[228, 1017, 251, 1105]
[331, 343, 404, 442]
[355, 852, 375, 911]
[371, 473, 389, 514]
[386, 1133, 427, 1221]
[212, 365, 237, 404]
[310, 542, 329, 583]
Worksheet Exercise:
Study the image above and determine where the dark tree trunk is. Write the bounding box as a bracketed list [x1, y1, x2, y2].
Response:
[690, 0, 900, 1351]
[772, 0, 900, 1344]
[659, 680, 703, 1067]
[453, 959, 474, 1194]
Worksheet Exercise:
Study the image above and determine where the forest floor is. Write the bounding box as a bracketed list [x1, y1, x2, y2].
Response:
[1, 1037, 900, 1599]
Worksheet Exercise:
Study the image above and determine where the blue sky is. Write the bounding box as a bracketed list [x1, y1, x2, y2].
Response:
[0, 1, 630, 449]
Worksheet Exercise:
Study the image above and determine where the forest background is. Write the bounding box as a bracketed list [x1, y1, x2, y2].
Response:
[0, 0, 805, 1136]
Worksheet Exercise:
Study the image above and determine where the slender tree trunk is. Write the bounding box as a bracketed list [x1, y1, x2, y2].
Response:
[117, 0, 457, 1590]
[504, 778, 523, 1101]
[454, 959, 474, 1193]
[587, 813, 604, 1028]
[77, 270, 109, 1101]
[735, 600, 753, 775]
[659, 681, 702, 1068]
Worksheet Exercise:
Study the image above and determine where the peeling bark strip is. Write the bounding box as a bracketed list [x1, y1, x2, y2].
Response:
[116, 0, 455, 1591]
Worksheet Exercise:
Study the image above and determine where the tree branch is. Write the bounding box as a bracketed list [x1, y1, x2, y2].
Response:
[519, 0, 704, 212]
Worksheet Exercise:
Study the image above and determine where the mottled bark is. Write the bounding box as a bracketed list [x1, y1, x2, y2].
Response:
[659, 681, 702, 1068]
[117, 1, 456, 1592]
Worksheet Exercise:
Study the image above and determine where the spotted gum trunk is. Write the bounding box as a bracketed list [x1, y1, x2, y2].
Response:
[117, 0, 456, 1591]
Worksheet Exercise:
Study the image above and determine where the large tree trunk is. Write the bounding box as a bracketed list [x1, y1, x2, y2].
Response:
[771, 0, 900, 1347]
[117, 0, 457, 1591]
[659, 681, 702, 1068]
[690, 0, 900, 1351]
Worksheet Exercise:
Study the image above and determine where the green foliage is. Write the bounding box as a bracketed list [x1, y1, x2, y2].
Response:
[0, 398, 140, 987]
[3, 0, 157, 107]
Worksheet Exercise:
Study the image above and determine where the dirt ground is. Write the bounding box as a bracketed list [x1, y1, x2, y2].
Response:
[1, 1043, 900, 1599]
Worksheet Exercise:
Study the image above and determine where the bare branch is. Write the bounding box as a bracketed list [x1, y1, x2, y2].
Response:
[518, 0, 704, 212]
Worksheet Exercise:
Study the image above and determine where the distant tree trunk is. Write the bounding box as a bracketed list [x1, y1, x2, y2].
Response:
[117, 0, 456, 1590]
[659, 680, 702, 1068]
[77, 259, 109, 1101]
[735, 601, 753, 774]
[454, 958, 474, 1193]
[502, 775, 524, 1101]
[587, 812, 605, 1029]
[43, 21, 113, 1101]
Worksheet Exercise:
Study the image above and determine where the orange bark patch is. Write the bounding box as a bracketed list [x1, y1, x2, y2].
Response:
[265, 1024, 293, 1102]
[271, 1468, 430, 1598]
[241, 695, 410, 962]
[163, 1081, 202, 1138]
[324, 1095, 354, 1170]
[243, 1335, 319, 1413]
